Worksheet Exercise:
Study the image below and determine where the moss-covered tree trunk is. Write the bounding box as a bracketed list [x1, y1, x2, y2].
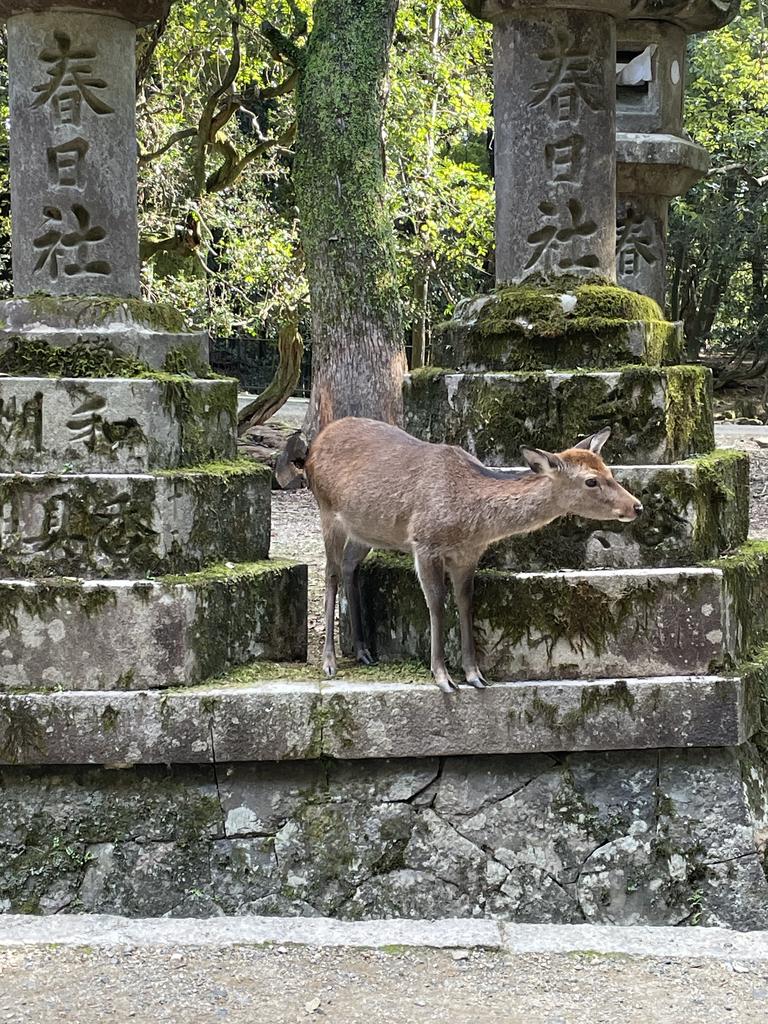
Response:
[294, 0, 407, 437]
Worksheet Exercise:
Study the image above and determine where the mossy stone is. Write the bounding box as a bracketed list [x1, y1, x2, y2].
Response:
[432, 283, 683, 372]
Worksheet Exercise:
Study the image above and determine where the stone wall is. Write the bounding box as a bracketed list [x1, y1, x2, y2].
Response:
[3, 747, 767, 928]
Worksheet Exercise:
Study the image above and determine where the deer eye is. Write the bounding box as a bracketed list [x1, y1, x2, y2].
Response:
[585, 478, 598, 488]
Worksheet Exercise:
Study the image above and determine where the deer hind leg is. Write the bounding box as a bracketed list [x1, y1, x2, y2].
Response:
[414, 549, 457, 693]
[448, 562, 487, 689]
[320, 514, 345, 678]
[342, 539, 374, 665]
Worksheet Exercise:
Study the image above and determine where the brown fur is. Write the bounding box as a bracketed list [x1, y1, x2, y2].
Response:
[307, 417, 642, 691]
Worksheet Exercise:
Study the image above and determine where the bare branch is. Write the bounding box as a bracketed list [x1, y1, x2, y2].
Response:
[206, 122, 297, 193]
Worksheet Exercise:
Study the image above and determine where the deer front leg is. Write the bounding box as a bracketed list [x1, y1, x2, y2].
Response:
[322, 560, 340, 678]
[449, 563, 487, 688]
[415, 550, 457, 693]
[342, 540, 374, 665]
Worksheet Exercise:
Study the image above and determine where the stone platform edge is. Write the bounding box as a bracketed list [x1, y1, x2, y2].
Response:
[0, 914, 767, 959]
[0, 674, 758, 765]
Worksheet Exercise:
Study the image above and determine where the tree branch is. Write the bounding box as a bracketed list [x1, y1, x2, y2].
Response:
[138, 128, 197, 166]
[206, 122, 296, 193]
[260, 20, 303, 66]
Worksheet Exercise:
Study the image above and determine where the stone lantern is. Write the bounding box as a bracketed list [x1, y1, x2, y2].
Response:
[0, 0, 206, 367]
[614, 2, 739, 306]
[0, 2, 306, 690]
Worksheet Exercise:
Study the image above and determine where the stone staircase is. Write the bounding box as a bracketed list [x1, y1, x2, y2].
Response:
[0, 368, 308, 693]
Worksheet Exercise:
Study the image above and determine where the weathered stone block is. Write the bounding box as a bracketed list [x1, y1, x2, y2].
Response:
[0, 376, 237, 472]
[404, 366, 714, 465]
[1, 744, 766, 926]
[616, 133, 710, 198]
[0, 297, 209, 371]
[0, 561, 308, 690]
[431, 284, 682, 371]
[347, 555, 748, 680]
[0, 461, 271, 578]
[483, 451, 749, 570]
[0, 672, 755, 765]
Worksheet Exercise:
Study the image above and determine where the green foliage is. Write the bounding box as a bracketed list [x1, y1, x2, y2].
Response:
[669, 2, 768, 367]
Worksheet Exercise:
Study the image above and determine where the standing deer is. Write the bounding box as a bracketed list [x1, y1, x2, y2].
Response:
[306, 417, 643, 692]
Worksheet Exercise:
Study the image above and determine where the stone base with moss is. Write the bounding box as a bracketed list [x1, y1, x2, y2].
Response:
[0, 561, 308, 692]
[1, 744, 766, 926]
[0, 375, 239, 472]
[342, 546, 768, 681]
[0, 295, 209, 373]
[433, 283, 683, 372]
[483, 451, 749, 571]
[0, 460, 272, 578]
[404, 365, 714, 466]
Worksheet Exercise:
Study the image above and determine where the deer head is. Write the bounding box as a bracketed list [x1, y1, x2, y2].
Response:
[520, 428, 643, 523]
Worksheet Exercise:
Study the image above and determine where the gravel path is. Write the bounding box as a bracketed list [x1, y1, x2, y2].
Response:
[1, 945, 766, 1024]
[270, 489, 326, 665]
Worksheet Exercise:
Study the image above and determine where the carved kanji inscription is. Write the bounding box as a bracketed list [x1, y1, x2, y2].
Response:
[31, 30, 114, 127]
[33, 203, 111, 281]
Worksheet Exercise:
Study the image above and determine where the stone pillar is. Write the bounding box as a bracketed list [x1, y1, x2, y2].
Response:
[493, 8, 617, 284]
[615, 19, 709, 306]
[6, 9, 139, 296]
[0, 2, 210, 369]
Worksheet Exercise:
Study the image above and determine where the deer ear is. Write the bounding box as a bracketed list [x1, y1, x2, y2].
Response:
[573, 427, 611, 455]
[521, 447, 565, 474]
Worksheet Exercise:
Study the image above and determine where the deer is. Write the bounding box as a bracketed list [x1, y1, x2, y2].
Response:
[305, 417, 643, 692]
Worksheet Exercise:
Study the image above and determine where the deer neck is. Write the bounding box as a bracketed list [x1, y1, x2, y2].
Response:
[477, 472, 565, 544]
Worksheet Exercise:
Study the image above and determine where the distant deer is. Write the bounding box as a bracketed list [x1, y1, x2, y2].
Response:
[306, 417, 643, 692]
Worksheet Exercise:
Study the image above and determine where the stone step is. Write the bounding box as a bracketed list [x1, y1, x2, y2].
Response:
[346, 548, 768, 681]
[0, 376, 237, 472]
[0, 296, 209, 372]
[481, 452, 748, 570]
[404, 366, 714, 465]
[0, 562, 308, 691]
[0, 461, 271, 578]
[0, 672, 758, 765]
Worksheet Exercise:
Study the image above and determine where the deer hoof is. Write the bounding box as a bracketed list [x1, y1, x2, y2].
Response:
[434, 673, 459, 693]
[323, 657, 337, 678]
[356, 648, 376, 666]
[466, 671, 488, 689]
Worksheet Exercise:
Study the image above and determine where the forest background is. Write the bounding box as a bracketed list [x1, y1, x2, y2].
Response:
[0, 0, 766, 400]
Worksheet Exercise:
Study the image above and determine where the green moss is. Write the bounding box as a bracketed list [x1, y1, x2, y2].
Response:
[19, 293, 188, 333]
[0, 699, 45, 763]
[0, 579, 116, 635]
[405, 365, 711, 465]
[158, 559, 296, 588]
[560, 680, 636, 731]
[156, 458, 268, 481]
[432, 283, 681, 371]
[0, 333, 226, 381]
[170, 659, 432, 692]
[101, 705, 120, 734]
[706, 542, 768, 667]
[357, 552, 666, 669]
[665, 366, 715, 459]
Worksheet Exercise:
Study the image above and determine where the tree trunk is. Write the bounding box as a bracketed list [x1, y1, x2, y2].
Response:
[294, 0, 407, 438]
[238, 316, 304, 434]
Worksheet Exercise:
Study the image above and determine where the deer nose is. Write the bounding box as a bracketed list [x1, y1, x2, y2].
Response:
[633, 502, 644, 516]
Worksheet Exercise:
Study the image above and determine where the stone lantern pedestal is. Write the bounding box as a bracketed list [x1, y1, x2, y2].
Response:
[0, 2, 307, 690]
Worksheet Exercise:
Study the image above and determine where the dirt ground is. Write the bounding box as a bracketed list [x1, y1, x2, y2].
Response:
[0, 944, 766, 1024]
